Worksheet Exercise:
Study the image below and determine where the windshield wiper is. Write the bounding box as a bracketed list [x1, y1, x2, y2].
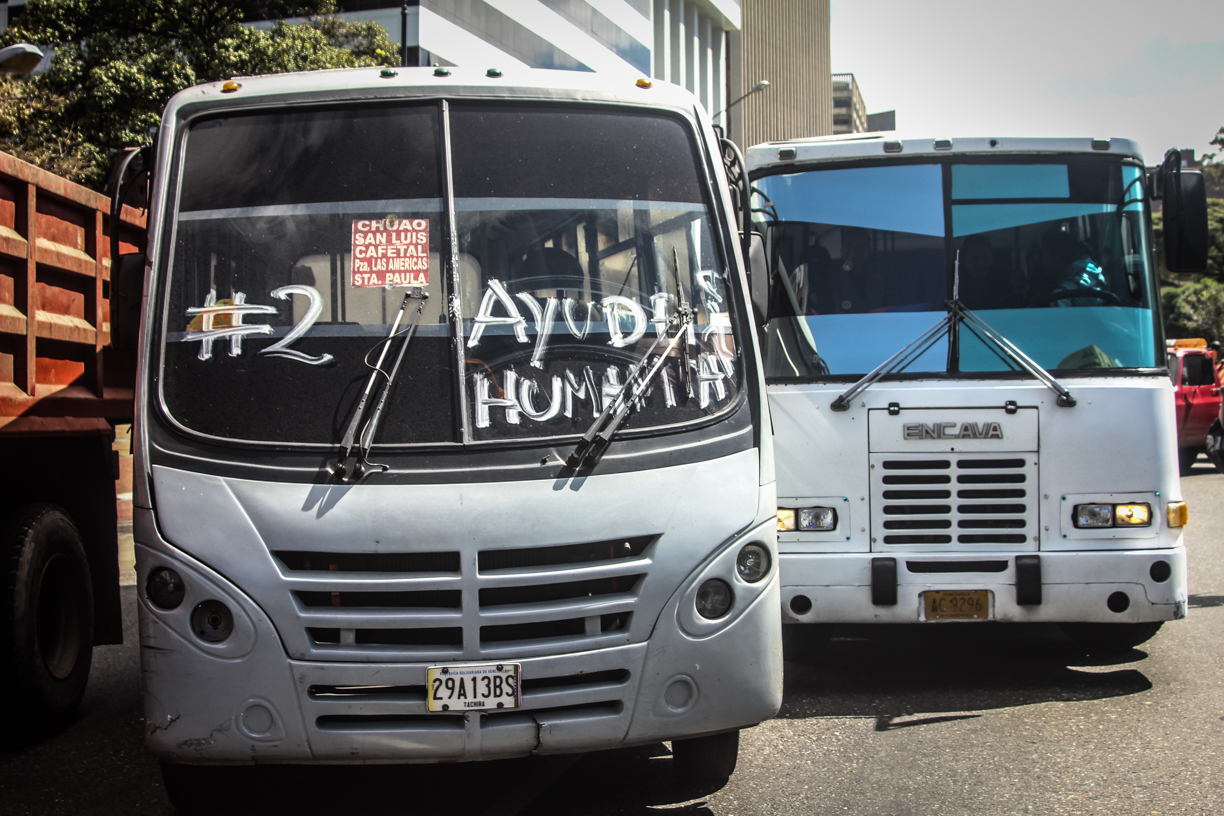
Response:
[566, 304, 694, 470]
[334, 288, 428, 480]
[354, 293, 428, 476]
[830, 257, 1075, 410]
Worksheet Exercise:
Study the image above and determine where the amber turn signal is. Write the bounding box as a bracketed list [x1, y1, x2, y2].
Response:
[1166, 501, 1189, 528]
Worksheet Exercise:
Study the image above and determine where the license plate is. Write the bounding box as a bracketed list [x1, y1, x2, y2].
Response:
[426, 663, 520, 712]
[923, 590, 990, 621]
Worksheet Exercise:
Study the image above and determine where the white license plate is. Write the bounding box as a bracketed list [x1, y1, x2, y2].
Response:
[426, 663, 521, 712]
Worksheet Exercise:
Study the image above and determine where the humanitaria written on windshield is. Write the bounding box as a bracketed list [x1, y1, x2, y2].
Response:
[351, 216, 429, 287]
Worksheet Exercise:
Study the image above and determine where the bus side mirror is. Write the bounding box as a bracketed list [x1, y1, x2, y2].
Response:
[1164, 170, 1208, 274]
[111, 252, 145, 350]
[746, 231, 768, 327]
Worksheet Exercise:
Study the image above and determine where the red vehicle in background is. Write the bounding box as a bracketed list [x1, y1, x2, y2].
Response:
[1168, 339, 1222, 474]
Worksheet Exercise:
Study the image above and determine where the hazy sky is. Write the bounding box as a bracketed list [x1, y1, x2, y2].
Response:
[829, 0, 1224, 164]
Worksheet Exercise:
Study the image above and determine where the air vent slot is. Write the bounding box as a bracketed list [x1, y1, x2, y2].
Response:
[906, 560, 1009, 573]
[883, 534, 952, 544]
[296, 590, 461, 609]
[309, 628, 463, 647]
[882, 460, 950, 470]
[276, 551, 460, 574]
[883, 474, 951, 485]
[479, 575, 644, 608]
[958, 488, 1025, 499]
[883, 489, 951, 500]
[957, 459, 1026, 469]
[479, 536, 654, 572]
[520, 669, 631, 693]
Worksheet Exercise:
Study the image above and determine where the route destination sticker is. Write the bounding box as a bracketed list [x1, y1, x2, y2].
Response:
[351, 216, 429, 287]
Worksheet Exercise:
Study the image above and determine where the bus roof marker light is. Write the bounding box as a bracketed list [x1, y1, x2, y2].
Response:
[1091, 138, 1111, 151]
[221, 81, 241, 93]
[380, 68, 398, 79]
[934, 139, 953, 150]
[636, 78, 652, 88]
[434, 67, 451, 77]
[779, 148, 796, 161]
[486, 68, 503, 78]
[883, 140, 903, 153]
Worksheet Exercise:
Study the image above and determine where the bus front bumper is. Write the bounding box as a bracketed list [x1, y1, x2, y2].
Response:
[779, 547, 1187, 624]
[137, 542, 782, 764]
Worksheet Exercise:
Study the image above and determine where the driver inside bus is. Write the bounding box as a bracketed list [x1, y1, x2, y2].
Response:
[1038, 226, 1108, 307]
[808, 227, 883, 314]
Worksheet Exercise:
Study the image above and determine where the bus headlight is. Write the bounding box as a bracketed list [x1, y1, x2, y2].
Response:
[1074, 504, 1113, 528]
[1073, 502, 1152, 528]
[777, 507, 837, 532]
[146, 567, 185, 610]
[736, 544, 770, 583]
[695, 579, 733, 619]
[1114, 503, 1151, 527]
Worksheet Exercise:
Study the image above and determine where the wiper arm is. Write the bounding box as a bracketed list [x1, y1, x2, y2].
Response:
[566, 305, 694, 470]
[952, 301, 1076, 406]
[333, 289, 424, 480]
[829, 300, 1075, 410]
[673, 248, 695, 399]
[354, 292, 429, 476]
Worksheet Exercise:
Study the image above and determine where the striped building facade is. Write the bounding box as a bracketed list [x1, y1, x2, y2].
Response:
[328, 0, 831, 147]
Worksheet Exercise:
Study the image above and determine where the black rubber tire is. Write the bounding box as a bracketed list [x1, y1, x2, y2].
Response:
[782, 624, 833, 665]
[672, 729, 739, 788]
[1178, 446, 1203, 476]
[1062, 621, 1164, 653]
[160, 762, 233, 814]
[1205, 420, 1224, 475]
[0, 504, 94, 731]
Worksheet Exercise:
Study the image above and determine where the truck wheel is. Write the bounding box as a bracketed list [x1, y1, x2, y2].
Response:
[0, 505, 94, 730]
[782, 624, 833, 665]
[1206, 420, 1224, 475]
[1061, 622, 1163, 653]
[672, 729, 739, 788]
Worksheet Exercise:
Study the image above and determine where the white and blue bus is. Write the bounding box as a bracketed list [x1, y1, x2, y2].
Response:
[746, 135, 1207, 655]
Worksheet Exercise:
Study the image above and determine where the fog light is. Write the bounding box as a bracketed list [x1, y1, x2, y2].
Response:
[777, 509, 796, 532]
[1073, 504, 1113, 528]
[799, 507, 837, 531]
[1167, 501, 1188, 528]
[1114, 503, 1151, 527]
[736, 544, 770, 583]
[695, 579, 732, 619]
[191, 600, 234, 643]
[146, 567, 185, 610]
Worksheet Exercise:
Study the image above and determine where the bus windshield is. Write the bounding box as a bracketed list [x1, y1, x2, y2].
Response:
[754, 157, 1159, 379]
[159, 104, 741, 446]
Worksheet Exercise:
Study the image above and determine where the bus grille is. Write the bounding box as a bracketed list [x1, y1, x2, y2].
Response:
[271, 535, 656, 661]
[869, 453, 1038, 549]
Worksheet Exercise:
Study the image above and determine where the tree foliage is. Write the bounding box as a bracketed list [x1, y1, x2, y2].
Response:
[1203, 125, 1224, 190]
[0, 0, 396, 188]
[1162, 277, 1224, 344]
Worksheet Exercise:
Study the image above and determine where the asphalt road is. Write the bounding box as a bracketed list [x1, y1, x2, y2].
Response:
[2, 460, 1222, 816]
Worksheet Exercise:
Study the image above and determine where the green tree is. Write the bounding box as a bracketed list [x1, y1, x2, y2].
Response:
[0, 1, 396, 188]
[1162, 277, 1224, 343]
[1203, 125, 1223, 190]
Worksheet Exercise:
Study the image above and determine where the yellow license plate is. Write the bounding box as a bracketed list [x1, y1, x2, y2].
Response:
[923, 590, 990, 621]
